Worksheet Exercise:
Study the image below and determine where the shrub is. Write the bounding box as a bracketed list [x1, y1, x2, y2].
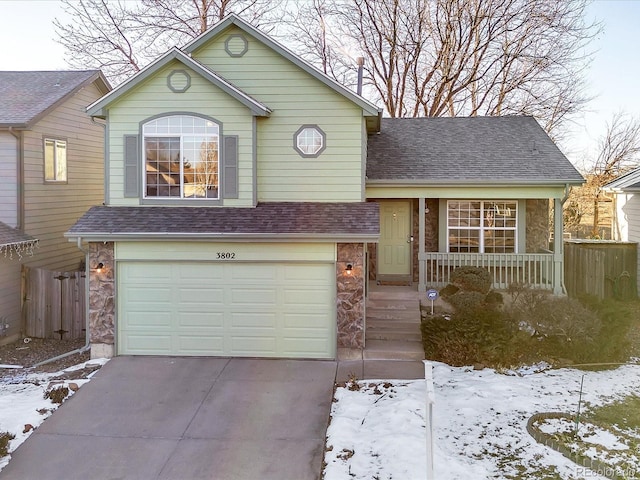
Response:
[421, 307, 516, 366]
[485, 291, 504, 306]
[508, 291, 604, 363]
[0, 432, 14, 457]
[447, 291, 486, 313]
[44, 386, 69, 404]
[450, 266, 492, 294]
[439, 284, 459, 298]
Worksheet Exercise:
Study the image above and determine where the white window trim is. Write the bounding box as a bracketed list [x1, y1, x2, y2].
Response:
[142, 115, 219, 200]
[44, 138, 67, 183]
[446, 200, 518, 253]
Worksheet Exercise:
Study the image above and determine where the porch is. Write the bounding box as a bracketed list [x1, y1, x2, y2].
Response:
[367, 195, 567, 295]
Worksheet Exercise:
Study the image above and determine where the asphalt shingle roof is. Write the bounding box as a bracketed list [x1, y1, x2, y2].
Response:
[366, 116, 584, 184]
[67, 203, 380, 239]
[0, 71, 100, 127]
[0, 222, 37, 248]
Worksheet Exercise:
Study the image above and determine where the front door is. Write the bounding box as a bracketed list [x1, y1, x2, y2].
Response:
[378, 200, 412, 279]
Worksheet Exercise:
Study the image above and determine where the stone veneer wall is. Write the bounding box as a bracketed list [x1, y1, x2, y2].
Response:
[526, 199, 550, 252]
[88, 242, 115, 358]
[336, 243, 365, 348]
[412, 198, 439, 282]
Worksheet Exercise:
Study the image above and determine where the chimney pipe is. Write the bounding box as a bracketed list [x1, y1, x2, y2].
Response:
[356, 57, 364, 96]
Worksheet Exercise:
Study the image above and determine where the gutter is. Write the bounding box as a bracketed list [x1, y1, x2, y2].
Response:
[65, 232, 381, 243]
[366, 179, 585, 187]
[7, 127, 24, 230]
[33, 238, 91, 367]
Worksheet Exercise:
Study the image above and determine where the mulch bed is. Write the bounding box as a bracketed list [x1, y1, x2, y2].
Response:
[0, 337, 94, 382]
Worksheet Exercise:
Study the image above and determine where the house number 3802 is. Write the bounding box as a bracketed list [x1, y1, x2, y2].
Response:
[216, 252, 236, 259]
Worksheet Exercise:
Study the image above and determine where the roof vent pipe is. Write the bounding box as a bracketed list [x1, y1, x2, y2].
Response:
[356, 57, 364, 96]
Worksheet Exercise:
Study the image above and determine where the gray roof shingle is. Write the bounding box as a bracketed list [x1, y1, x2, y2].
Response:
[0, 71, 102, 127]
[0, 222, 37, 248]
[366, 116, 584, 184]
[66, 202, 380, 240]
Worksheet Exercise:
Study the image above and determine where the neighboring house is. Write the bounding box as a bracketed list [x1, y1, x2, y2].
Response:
[604, 167, 640, 294]
[66, 15, 583, 360]
[0, 71, 110, 344]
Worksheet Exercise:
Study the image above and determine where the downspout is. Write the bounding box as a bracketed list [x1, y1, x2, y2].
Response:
[561, 183, 571, 205]
[33, 236, 91, 367]
[91, 117, 108, 205]
[559, 183, 571, 294]
[7, 127, 24, 230]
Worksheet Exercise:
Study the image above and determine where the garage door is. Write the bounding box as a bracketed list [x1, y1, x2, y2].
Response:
[117, 262, 335, 358]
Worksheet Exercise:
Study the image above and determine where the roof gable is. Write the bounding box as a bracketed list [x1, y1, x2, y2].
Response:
[183, 14, 380, 121]
[366, 116, 584, 185]
[604, 166, 640, 192]
[87, 47, 271, 117]
[0, 70, 110, 128]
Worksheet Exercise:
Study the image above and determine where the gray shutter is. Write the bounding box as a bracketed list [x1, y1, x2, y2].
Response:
[124, 135, 139, 198]
[223, 135, 238, 199]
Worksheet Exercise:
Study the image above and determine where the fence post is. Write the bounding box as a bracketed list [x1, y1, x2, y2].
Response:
[424, 360, 435, 480]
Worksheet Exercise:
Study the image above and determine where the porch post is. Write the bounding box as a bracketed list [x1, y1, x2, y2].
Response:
[553, 198, 564, 295]
[418, 197, 426, 292]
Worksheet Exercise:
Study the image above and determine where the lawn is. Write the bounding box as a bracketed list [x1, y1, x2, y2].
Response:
[324, 363, 640, 480]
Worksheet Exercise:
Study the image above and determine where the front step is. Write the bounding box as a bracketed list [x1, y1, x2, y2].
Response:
[363, 339, 425, 360]
[366, 326, 421, 342]
[364, 287, 424, 360]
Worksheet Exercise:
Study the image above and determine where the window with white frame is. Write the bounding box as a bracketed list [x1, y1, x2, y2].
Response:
[143, 115, 219, 199]
[44, 138, 67, 182]
[294, 125, 326, 157]
[447, 200, 517, 253]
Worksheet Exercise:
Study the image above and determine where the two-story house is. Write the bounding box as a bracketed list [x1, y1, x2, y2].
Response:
[67, 15, 583, 360]
[0, 71, 110, 344]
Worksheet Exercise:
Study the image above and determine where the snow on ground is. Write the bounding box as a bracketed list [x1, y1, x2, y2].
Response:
[324, 363, 640, 480]
[0, 358, 108, 472]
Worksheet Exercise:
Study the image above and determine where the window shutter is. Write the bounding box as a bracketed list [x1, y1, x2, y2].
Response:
[223, 135, 238, 199]
[124, 135, 139, 198]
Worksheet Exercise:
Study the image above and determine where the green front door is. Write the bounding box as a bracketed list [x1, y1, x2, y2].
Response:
[378, 201, 412, 278]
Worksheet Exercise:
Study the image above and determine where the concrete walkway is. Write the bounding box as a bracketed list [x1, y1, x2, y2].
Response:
[0, 357, 337, 480]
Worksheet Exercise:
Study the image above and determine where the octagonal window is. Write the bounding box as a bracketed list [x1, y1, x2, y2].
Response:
[294, 125, 326, 157]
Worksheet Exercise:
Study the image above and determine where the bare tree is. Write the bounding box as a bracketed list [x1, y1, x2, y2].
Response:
[54, 0, 280, 84]
[287, 0, 599, 138]
[589, 112, 640, 236]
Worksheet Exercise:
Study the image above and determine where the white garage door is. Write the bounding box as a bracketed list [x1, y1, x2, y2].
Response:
[118, 262, 336, 358]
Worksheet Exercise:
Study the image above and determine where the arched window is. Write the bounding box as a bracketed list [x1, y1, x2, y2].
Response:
[143, 115, 219, 199]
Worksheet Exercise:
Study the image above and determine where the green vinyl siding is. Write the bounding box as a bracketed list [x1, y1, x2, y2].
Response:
[192, 26, 365, 202]
[106, 61, 254, 207]
[115, 241, 336, 262]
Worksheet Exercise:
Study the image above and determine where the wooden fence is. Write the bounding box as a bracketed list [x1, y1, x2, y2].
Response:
[23, 267, 86, 339]
[564, 240, 637, 300]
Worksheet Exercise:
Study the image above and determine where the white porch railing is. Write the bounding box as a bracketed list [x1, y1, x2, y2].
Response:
[420, 252, 556, 290]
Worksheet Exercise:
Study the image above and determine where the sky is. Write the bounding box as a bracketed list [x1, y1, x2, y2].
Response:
[0, 0, 638, 169]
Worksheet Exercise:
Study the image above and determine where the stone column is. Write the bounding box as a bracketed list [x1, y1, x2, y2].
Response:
[336, 243, 365, 350]
[88, 242, 115, 358]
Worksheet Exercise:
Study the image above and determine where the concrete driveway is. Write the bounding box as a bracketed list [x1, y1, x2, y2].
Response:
[0, 357, 337, 480]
